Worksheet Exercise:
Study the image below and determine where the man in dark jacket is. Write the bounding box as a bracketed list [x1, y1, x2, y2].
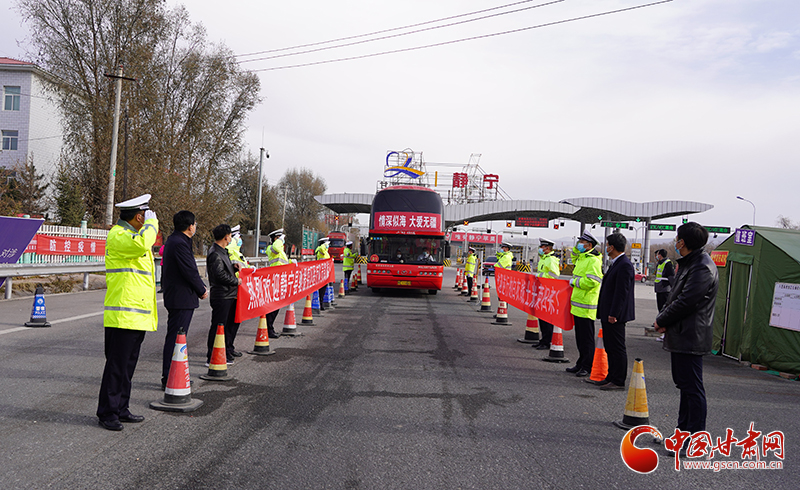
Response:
[595, 232, 635, 390]
[160, 211, 207, 389]
[206, 224, 241, 364]
[655, 222, 719, 438]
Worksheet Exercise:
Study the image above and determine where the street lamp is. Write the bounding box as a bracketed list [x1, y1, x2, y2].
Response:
[736, 196, 756, 226]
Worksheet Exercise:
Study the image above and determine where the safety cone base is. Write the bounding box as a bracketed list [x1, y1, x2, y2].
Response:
[491, 320, 513, 326]
[199, 372, 234, 381]
[248, 349, 276, 356]
[281, 330, 303, 337]
[149, 398, 203, 413]
[542, 356, 570, 363]
[300, 320, 316, 326]
[25, 321, 51, 328]
[613, 417, 651, 430]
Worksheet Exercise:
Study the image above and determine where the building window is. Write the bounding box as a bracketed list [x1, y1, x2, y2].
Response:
[3, 86, 21, 111]
[2, 130, 18, 151]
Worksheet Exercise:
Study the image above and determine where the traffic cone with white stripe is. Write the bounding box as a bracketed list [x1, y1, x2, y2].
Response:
[469, 280, 479, 302]
[339, 279, 346, 298]
[613, 359, 651, 430]
[584, 328, 609, 385]
[478, 279, 492, 312]
[312, 290, 324, 316]
[517, 315, 541, 344]
[249, 315, 276, 356]
[150, 329, 203, 412]
[461, 276, 469, 296]
[357, 264, 363, 284]
[491, 301, 513, 325]
[301, 296, 315, 325]
[454, 268, 461, 289]
[282, 303, 300, 336]
[542, 326, 569, 363]
[24, 286, 51, 327]
[200, 324, 233, 380]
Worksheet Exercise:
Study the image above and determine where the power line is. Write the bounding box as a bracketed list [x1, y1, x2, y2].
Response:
[247, 1, 673, 73]
[234, 0, 555, 59]
[236, 0, 563, 64]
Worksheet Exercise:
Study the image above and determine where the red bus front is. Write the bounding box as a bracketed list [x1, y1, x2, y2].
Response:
[366, 186, 445, 294]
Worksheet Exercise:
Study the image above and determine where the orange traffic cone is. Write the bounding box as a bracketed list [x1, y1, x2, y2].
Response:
[282, 302, 301, 336]
[613, 359, 651, 430]
[517, 315, 541, 344]
[150, 329, 203, 412]
[454, 268, 461, 289]
[357, 264, 363, 285]
[469, 280, 479, 302]
[542, 326, 569, 363]
[339, 279, 346, 298]
[584, 328, 609, 385]
[248, 315, 276, 356]
[478, 280, 492, 313]
[200, 324, 233, 380]
[301, 296, 315, 325]
[491, 301, 513, 325]
[461, 276, 469, 296]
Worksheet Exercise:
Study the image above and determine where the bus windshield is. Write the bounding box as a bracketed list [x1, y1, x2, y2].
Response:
[329, 239, 346, 248]
[369, 236, 444, 264]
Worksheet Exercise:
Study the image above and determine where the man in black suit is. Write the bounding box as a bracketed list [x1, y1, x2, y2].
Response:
[160, 211, 208, 389]
[596, 232, 635, 390]
[206, 224, 241, 364]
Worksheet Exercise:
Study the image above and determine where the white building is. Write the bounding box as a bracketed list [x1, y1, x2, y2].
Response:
[0, 57, 63, 178]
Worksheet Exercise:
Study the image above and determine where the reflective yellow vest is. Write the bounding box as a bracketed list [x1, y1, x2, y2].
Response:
[226, 241, 250, 277]
[103, 218, 158, 331]
[343, 247, 355, 271]
[267, 239, 290, 267]
[569, 247, 603, 320]
[315, 244, 330, 260]
[496, 250, 514, 270]
[655, 258, 671, 283]
[465, 254, 477, 277]
[536, 252, 560, 279]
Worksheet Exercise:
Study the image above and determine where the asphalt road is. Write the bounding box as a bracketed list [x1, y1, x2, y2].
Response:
[0, 266, 797, 489]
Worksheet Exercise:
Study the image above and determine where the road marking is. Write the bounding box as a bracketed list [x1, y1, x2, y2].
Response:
[0, 299, 165, 332]
[0, 327, 30, 336]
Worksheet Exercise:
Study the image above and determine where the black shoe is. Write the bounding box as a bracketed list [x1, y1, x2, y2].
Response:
[119, 413, 145, 423]
[565, 365, 581, 373]
[231, 350, 243, 357]
[99, 419, 123, 431]
[268, 331, 281, 339]
[599, 382, 625, 390]
[575, 369, 590, 377]
[535, 344, 550, 350]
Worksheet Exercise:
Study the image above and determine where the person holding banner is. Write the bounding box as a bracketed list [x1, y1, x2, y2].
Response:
[206, 224, 242, 365]
[534, 238, 561, 350]
[315, 237, 331, 310]
[264, 229, 290, 338]
[566, 231, 603, 377]
[596, 232, 635, 390]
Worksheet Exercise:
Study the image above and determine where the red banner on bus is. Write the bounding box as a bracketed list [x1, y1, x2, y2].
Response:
[372, 212, 441, 234]
[35, 234, 106, 256]
[495, 267, 575, 331]
[235, 259, 335, 323]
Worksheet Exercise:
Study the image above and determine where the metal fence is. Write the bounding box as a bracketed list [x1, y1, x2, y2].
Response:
[18, 224, 108, 264]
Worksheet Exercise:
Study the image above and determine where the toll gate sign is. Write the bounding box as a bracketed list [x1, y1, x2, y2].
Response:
[515, 217, 549, 228]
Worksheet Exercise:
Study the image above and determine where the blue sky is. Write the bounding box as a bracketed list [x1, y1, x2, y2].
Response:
[2, 0, 798, 242]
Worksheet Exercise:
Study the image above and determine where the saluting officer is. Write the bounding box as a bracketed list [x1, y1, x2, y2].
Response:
[97, 194, 158, 431]
[534, 238, 561, 350]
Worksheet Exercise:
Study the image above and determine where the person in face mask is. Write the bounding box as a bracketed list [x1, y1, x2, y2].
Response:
[394, 249, 404, 263]
[533, 238, 561, 350]
[566, 231, 603, 378]
[417, 247, 433, 262]
[226, 225, 250, 272]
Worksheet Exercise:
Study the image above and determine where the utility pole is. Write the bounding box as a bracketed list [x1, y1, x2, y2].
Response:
[122, 106, 129, 200]
[254, 147, 268, 257]
[103, 65, 136, 226]
[282, 186, 288, 228]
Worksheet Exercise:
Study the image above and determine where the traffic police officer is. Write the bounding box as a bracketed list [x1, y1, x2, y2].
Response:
[97, 194, 158, 431]
[566, 231, 603, 377]
[315, 237, 330, 310]
[534, 238, 561, 350]
[226, 225, 250, 270]
[464, 247, 477, 296]
[342, 240, 355, 291]
[264, 228, 290, 337]
[496, 242, 514, 270]
[654, 249, 674, 312]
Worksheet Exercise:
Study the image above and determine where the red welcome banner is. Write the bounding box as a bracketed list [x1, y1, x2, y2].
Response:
[495, 267, 575, 331]
[35, 234, 106, 256]
[235, 258, 335, 323]
[450, 231, 501, 244]
[372, 212, 441, 234]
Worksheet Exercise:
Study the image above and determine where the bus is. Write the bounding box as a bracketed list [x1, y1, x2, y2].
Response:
[367, 185, 446, 294]
[327, 231, 348, 262]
